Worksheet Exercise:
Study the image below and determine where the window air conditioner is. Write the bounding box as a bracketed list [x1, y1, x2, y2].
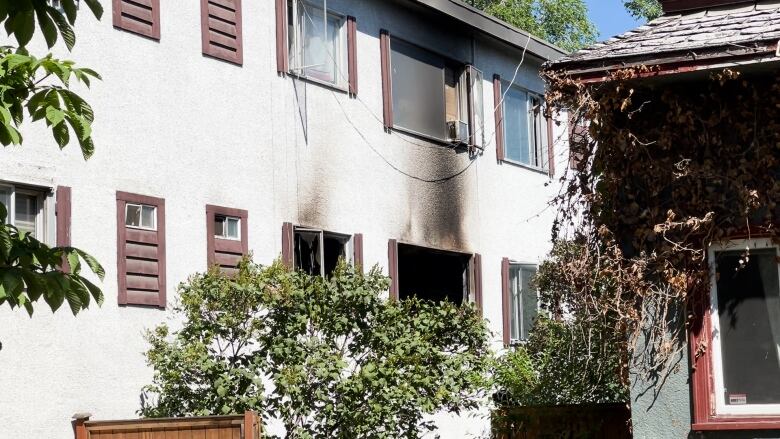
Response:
[446, 120, 469, 145]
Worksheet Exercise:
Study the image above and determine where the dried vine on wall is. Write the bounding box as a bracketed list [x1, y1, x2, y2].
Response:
[540, 67, 779, 382]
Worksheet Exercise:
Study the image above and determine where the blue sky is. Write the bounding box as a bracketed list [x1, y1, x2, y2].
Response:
[585, 0, 643, 41]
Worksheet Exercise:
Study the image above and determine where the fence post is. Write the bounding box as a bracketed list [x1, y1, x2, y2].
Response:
[72, 412, 91, 439]
[244, 410, 260, 438]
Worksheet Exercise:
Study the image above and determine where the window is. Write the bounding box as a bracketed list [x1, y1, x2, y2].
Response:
[287, 0, 347, 88]
[294, 227, 351, 277]
[112, 0, 161, 40]
[508, 264, 538, 343]
[0, 183, 46, 239]
[117, 192, 165, 308]
[207, 205, 248, 273]
[383, 34, 483, 145]
[503, 85, 549, 170]
[708, 239, 780, 416]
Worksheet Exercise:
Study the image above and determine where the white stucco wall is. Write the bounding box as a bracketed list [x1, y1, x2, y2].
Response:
[0, 1, 568, 437]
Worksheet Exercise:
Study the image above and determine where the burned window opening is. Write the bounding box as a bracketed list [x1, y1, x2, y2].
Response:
[294, 227, 351, 277]
[397, 243, 472, 304]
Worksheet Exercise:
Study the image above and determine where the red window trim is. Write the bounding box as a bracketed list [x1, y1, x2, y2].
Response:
[690, 235, 780, 431]
[116, 191, 166, 309]
[501, 257, 510, 346]
[380, 29, 393, 130]
[493, 74, 505, 162]
[113, 0, 161, 40]
[353, 233, 364, 273]
[206, 205, 248, 273]
[275, 0, 289, 74]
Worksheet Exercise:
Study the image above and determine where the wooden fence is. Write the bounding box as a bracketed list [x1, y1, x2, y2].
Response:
[73, 411, 262, 439]
[492, 403, 631, 439]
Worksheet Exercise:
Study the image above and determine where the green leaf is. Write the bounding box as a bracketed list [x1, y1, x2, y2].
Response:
[49, 9, 76, 51]
[12, 9, 36, 48]
[74, 248, 105, 280]
[80, 277, 104, 306]
[0, 202, 7, 223]
[36, 6, 58, 48]
[52, 119, 69, 147]
[59, 0, 78, 25]
[46, 106, 65, 127]
[82, 0, 104, 20]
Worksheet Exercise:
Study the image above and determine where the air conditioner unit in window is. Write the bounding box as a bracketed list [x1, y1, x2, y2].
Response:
[446, 120, 469, 145]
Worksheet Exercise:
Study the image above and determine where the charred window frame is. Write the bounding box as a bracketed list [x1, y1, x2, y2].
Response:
[294, 226, 353, 277]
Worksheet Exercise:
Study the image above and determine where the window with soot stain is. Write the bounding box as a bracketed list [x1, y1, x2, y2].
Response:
[397, 243, 471, 304]
[294, 227, 351, 277]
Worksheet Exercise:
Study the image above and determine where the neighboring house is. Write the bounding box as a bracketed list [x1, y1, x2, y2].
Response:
[0, 0, 567, 437]
[548, 1, 780, 438]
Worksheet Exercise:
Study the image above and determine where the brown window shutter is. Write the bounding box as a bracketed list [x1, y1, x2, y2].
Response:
[472, 253, 483, 314]
[380, 29, 393, 129]
[501, 257, 510, 346]
[201, 0, 243, 65]
[546, 116, 555, 177]
[347, 16, 358, 96]
[116, 192, 166, 309]
[56, 186, 72, 273]
[113, 0, 160, 40]
[281, 222, 294, 268]
[353, 233, 364, 273]
[388, 238, 398, 300]
[493, 74, 505, 161]
[206, 205, 248, 276]
[275, 0, 289, 74]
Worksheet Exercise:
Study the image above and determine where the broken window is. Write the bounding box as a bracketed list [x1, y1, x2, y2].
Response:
[396, 243, 474, 304]
[709, 239, 780, 415]
[294, 227, 352, 277]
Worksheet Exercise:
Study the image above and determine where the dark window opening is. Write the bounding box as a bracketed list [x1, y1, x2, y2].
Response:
[397, 243, 471, 304]
[294, 227, 350, 277]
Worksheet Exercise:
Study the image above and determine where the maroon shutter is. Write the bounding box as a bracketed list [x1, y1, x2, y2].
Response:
[113, 0, 160, 40]
[380, 30, 393, 129]
[275, 0, 289, 74]
[206, 205, 248, 276]
[388, 238, 398, 300]
[501, 257, 510, 346]
[546, 116, 555, 177]
[56, 186, 72, 273]
[473, 253, 483, 314]
[347, 16, 358, 96]
[353, 233, 364, 273]
[201, 0, 243, 65]
[281, 222, 294, 268]
[493, 74, 505, 161]
[117, 192, 166, 309]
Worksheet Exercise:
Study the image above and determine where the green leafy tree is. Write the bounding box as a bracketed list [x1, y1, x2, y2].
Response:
[0, 0, 105, 320]
[141, 260, 493, 438]
[623, 0, 663, 21]
[465, 0, 597, 52]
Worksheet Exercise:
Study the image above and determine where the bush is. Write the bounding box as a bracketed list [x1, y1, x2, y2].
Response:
[140, 260, 493, 439]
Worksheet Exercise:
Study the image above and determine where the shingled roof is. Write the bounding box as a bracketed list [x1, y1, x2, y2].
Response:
[549, 1, 780, 77]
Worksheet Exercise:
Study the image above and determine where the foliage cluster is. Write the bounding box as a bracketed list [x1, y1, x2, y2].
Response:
[623, 0, 662, 21]
[543, 66, 780, 379]
[141, 260, 493, 439]
[465, 0, 597, 52]
[0, 0, 104, 322]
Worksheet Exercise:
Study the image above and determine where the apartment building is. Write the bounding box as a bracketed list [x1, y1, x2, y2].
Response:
[0, 0, 567, 437]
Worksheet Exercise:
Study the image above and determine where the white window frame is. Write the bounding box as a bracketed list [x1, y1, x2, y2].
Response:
[125, 203, 157, 231]
[214, 215, 241, 241]
[294, 226, 352, 277]
[288, 0, 348, 90]
[0, 182, 49, 242]
[509, 263, 539, 344]
[708, 237, 780, 416]
[502, 83, 549, 172]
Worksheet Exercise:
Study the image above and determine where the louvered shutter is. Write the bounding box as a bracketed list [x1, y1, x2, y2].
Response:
[206, 205, 248, 276]
[380, 30, 393, 129]
[352, 233, 364, 273]
[201, 0, 243, 65]
[501, 257, 510, 347]
[493, 74, 505, 161]
[281, 222, 294, 268]
[117, 192, 166, 309]
[347, 16, 358, 96]
[275, 0, 289, 74]
[388, 238, 398, 300]
[56, 186, 71, 272]
[113, 0, 160, 40]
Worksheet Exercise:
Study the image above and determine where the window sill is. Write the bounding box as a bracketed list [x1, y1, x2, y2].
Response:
[287, 71, 349, 94]
[499, 159, 550, 176]
[693, 418, 780, 431]
[391, 125, 458, 147]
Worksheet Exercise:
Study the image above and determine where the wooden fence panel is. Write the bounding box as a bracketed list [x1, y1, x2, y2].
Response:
[73, 411, 261, 439]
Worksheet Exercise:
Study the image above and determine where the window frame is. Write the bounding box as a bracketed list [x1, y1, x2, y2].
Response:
[293, 225, 352, 277]
[124, 203, 157, 231]
[691, 237, 780, 431]
[0, 182, 49, 241]
[214, 215, 242, 241]
[501, 82, 549, 172]
[386, 35, 477, 145]
[508, 262, 539, 345]
[287, 0, 348, 91]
